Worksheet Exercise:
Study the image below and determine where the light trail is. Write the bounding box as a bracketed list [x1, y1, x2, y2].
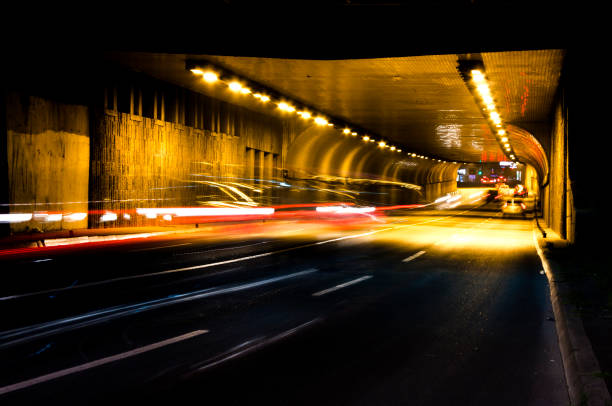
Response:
[0, 269, 318, 349]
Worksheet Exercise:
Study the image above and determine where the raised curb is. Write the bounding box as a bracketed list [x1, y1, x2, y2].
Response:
[533, 224, 612, 406]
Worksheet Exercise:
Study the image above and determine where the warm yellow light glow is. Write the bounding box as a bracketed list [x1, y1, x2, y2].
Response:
[411, 153, 417, 157]
[363, 135, 370, 141]
[476, 84, 490, 97]
[278, 102, 296, 112]
[191, 68, 204, 75]
[471, 70, 485, 83]
[351, 132, 357, 136]
[501, 136, 508, 142]
[498, 129, 506, 136]
[378, 141, 386, 148]
[343, 128, 351, 134]
[228, 81, 242, 92]
[490, 111, 501, 125]
[390, 146, 396, 151]
[504, 143, 510, 148]
[314, 117, 328, 126]
[260, 95, 270, 102]
[240, 87, 251, 95]
[397, 149, 402, 152]
[298, 111, 312, 119]
[327, 123, 334, 127]
[203, 72, 218, 83]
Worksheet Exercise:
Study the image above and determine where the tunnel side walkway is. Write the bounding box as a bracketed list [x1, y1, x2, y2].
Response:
[535, 222, 612, 406]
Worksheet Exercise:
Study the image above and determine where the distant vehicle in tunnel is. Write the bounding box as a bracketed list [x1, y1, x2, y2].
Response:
[502, 198, 528, 218]
[514, 184, 528, 197]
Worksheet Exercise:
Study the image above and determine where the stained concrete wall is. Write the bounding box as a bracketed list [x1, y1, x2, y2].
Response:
[542, 86, 574, 242]
[90, 102, 284, 227]
[5, 92, 89, 232]
[2, 68, 457, 234]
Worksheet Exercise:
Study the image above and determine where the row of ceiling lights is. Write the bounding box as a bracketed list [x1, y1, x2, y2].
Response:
[469, 68, 517, 162]
[189, 65, 458, 165]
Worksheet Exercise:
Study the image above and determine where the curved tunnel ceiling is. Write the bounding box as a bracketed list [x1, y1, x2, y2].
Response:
[107, 49, 564, 178]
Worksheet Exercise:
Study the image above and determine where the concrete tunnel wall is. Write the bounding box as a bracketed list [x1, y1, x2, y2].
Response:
[4, 92, 90, 232]
[2, 70, 458, 233]
[285, 123, 458, 203]
[541, 87, 574, 242]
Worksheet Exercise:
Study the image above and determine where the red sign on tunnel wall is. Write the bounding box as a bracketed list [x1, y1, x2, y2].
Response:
[481, 151, 508, 162]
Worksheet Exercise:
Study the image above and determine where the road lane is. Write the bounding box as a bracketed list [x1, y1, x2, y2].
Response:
[0, 202, 568, 405]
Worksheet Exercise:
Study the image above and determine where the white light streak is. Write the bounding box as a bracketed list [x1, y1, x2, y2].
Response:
[315, 206, 376, 214]
[136, 207, 274, 217]
[0, 213, 33, 223]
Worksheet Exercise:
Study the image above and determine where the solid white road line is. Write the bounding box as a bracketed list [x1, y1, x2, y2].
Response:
[0, 329, 208, 395]
[312, 275, 373, 297]
[402, 250, 426, 262]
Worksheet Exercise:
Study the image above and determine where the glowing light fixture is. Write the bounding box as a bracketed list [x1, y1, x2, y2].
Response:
[278, 102, 296, 112]
[228, 81, 243, 92]
[314, 117, 328, 126]
[189, 61, 401, 156]
[459, 59, 518, 162]
[298, 111, 312, 119]
[203, 72, 218, 83]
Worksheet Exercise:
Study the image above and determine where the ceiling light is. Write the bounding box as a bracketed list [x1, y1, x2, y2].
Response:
[190, 68, 204, 75]
[228, 81, 242, 92]
[343, 128, 351, 135]
[203, 72, 218, 83]
[362, 135, 370, 142]
[314, 117, 328, 126]
[298, 111, 311, 119]
[278, 102, 296, 112]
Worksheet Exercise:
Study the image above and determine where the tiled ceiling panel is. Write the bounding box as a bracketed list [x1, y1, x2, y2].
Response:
[109, 49, 564, 166]
[200, 50, 563, 163]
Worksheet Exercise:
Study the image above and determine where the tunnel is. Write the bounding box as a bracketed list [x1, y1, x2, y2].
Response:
[1, 47, 573, 240]
[3, 3, 611, 405]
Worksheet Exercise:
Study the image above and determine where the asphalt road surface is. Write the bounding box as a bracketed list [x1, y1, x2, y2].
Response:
[0, 197, 568, 405]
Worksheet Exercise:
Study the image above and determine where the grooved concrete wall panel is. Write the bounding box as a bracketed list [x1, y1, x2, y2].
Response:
[89, 108, 283, 227]
[5, 92, 89, 232]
